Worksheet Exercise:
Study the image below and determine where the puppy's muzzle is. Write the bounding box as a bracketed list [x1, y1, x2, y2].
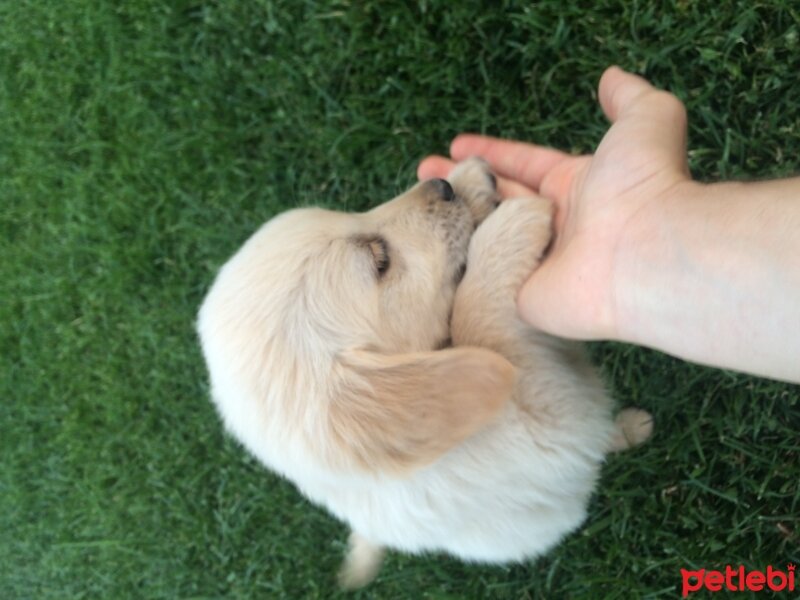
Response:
[424, 178, 455, 202]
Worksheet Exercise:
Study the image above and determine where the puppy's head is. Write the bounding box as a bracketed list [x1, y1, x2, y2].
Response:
[198, 179, 514, 477]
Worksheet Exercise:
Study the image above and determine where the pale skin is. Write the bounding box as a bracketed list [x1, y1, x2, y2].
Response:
[419, 66, 800, 384]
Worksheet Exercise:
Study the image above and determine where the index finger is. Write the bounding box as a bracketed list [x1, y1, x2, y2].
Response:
[450, 134, 576, 192]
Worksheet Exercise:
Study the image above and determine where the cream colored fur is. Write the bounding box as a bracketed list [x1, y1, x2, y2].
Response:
[197, 158, 653, 588]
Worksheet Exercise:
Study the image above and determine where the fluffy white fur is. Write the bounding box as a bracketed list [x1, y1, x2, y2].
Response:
[197, 159, 652, 588]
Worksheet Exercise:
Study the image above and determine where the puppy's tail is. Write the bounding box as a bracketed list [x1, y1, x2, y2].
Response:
[609, 407, 654, 452]
[338, 532, 385, 590]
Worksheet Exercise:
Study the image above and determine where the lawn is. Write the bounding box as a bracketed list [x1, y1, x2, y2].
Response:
[1, 0, 798, 598]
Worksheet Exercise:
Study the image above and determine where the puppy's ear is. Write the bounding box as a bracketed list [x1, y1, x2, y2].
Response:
[331, 347, 515, 473]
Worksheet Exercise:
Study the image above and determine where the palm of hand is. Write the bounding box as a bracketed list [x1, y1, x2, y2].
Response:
[418, 68, 691, 339]
[521, 88, 690, 338]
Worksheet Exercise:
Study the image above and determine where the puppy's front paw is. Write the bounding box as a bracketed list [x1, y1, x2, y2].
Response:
[494, 195, 553, 260]
[473, 196, 553, 272]
[468, 195, 553, 292]
[448, 157, 500, 225]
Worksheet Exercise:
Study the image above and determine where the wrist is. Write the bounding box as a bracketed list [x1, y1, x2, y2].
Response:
[610, 178, 705, 346]
[601, 173, 800, 382]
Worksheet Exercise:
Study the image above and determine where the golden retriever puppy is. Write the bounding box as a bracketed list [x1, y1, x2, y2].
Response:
[197, 158, 653, 588]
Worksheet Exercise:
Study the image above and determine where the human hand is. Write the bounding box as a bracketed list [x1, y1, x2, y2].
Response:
[418, 66, 693, 340]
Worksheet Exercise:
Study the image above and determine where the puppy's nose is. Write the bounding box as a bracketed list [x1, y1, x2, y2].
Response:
[430, 178, 455, 202]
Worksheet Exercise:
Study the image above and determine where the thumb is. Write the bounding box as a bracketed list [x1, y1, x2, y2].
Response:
[597, 65, 689, 174]
[598, 66, 661, 122]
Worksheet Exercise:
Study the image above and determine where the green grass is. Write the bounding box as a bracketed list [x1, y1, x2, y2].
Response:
[2, 0, 798, 597]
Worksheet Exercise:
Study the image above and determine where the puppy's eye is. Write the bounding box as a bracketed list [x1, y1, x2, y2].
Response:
[368, 238, 390, 278]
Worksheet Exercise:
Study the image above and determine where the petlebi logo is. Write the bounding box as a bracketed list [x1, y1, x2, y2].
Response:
[681, 564, 796, 596]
